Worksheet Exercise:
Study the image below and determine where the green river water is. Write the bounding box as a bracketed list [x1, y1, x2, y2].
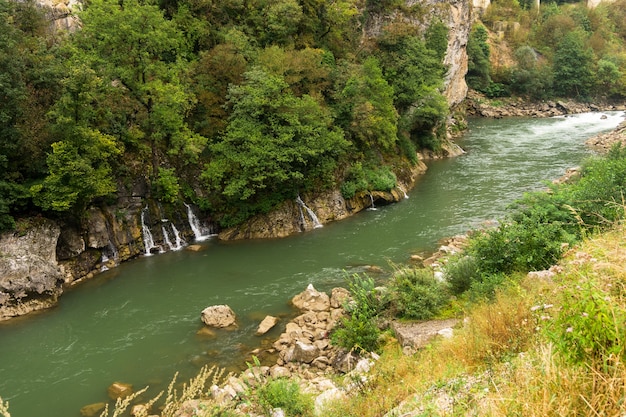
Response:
[0, 112, 624, 416]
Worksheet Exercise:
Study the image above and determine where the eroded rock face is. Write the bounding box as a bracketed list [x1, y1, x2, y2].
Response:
[201, 305, 237, 328]
[291, 284, 330, 312]
[0, 219, 64, 320]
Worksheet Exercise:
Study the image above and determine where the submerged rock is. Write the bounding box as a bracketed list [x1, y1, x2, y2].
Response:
[201, 305, 237, 328]
[107, 381, 133, 400]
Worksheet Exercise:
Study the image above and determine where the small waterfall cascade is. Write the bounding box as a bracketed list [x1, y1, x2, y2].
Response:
[162, 225, 174, 251]
[162, 222, 185, 251]
[184, 203, 212, 241]
[141, 207, 160, 255]
[171, 223, 185, 249]
[398, 185, 409, 199]
[100, 253, 110, 271]
[367, 193, 377, 210]
[295, 196, 323, 229]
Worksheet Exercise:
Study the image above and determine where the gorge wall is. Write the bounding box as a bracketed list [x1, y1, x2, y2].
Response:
[0, 0, 474, 320]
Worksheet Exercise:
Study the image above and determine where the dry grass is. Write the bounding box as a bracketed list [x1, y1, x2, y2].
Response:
[99, 365, 228, 417]
[0, 397, 9, 417]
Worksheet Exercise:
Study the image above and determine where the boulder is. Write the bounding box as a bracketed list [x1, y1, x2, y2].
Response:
[391, 318, 459, 350]
[256, 315, 279, 335]
[186, 244, 204, 252]
[201, 305, 237, 328]
[80, 402, 106, 417]
[107, 381, 133, 400]
[290, 341, 320, 364]
[330, 287, 350, 308]
[291, 284, 330, 312]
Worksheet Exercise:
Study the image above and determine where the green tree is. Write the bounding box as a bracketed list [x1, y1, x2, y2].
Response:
[31, 129, 122, 212]
[466, 23, 491, 91]
[553, 30, 595, 97]
[203, 68, 348, 226]
[337, 57, 398, 150]
[74, 0, 206, 174]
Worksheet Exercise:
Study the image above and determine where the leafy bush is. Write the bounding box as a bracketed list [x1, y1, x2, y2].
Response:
[331, 274, 383, 352]
[340, 163, 397, 199]
[547, 280, 625, 365]
[154, 167, 181, 204]
[444, 255, 481, 295]
[255, 378, 313, 417]
[388, 267, 449, 320]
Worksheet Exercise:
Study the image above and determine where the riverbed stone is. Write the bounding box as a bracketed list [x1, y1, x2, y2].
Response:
[201, 305, 237, 328]
[80, 402, 106, 417]
[330, 287, 351, 308]
[291, 341, 320, 364]
[107, 381, 133, 400]
[256, 315, 279, 335]
[291, 284, 330, 311]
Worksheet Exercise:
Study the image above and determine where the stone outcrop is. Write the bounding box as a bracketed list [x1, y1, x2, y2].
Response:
[0, 219, 64, 321]
[201, 305, 237, 328]
[391, 318, 459, 353]
[107, 381, 133, 400]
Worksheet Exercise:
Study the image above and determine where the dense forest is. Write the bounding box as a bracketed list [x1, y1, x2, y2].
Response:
[468, 0, 626, 99]
[0, 0, 451, 232]
[1, 0, 625, 234]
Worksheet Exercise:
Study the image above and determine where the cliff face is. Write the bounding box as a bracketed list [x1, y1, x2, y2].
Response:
[362, 0, 471, 110]
[0, 219, 64, 320]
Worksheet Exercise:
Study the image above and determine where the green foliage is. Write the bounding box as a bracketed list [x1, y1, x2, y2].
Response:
[388, 267, 449, 320]
[466, 23, 491, 91]
[340, 163, 397, 199]
[30, 129, 122, 212]
[425, 20, 449, 61]
[445, 255, 481, 295]
[553, 30, 595, 98]
[331, 274, 383, 353]
[547, 280, 625, 365]
[203, 67, 348, 226]
[337, 57, 398, 151]
[255, 378, 313, 417]
[154, 168, 181, 203]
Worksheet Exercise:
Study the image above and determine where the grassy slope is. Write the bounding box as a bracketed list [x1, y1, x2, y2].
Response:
[323, 226, 626, 417]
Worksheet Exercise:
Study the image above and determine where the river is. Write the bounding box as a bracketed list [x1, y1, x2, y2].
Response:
[0, 112, 624, 416]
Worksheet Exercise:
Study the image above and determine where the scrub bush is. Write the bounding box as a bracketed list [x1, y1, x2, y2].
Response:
[331, 275, 383, 352]
[388, 267, 449, 320]
[255, 378, 313, 417]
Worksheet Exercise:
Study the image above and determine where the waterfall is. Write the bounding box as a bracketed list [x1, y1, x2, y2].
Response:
[367, 193, 377, 211]
[295, 196, 323, 229]
[184, 203, 212, 241]
[162, 225, 174, 251]
[398, 185, 409, 199]
[100, 253, 110, 271]
[141, 207, 160, 255]
[171, 223, 185, 250]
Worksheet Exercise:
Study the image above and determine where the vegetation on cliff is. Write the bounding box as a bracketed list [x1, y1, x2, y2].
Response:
[469, 0, 626, 101]
[0, 0, 452, 232]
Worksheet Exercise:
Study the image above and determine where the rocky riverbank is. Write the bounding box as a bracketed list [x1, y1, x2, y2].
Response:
[465, 90, 626, 118]
[586, 120, 626, 152]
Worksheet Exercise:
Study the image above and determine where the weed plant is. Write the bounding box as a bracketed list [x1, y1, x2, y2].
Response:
[388, 267, 449, 320]
[254, 378, 313, 417]
[331, 274, 383, 353]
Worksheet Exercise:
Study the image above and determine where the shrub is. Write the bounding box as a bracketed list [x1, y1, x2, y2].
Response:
[388, 267, 449, 320]
[331, 274, 383, 352]
[444, 255, 481, 295]
[547, 280, 626, 365]
[255, 378, 313, 417]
